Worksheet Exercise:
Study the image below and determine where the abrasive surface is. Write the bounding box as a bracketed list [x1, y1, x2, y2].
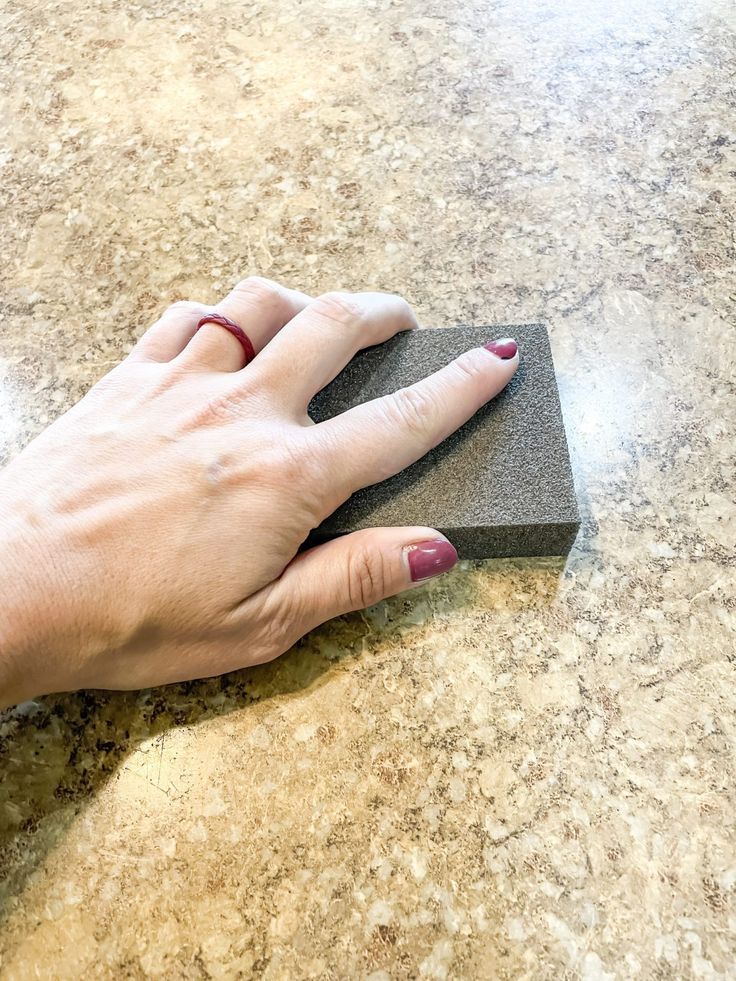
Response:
[307, 324, 580, 559]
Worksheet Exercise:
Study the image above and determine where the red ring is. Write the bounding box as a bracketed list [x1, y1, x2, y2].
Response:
[195, 314, 256, 365]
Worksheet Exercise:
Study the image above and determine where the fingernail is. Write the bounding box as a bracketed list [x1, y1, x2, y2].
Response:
[406, 538, 458, 582]
[484, 337, 518, 360]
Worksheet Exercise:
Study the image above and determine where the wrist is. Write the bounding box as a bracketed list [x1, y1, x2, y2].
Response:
[0, 542, 39, 708]
[0, 463, 140, 706]
[0, 476, 79, 706]
[0, 602, 34, 709]
[0, 495, 49, 705]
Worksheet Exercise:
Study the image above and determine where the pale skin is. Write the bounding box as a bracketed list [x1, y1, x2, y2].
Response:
[0, 278, 519, 708]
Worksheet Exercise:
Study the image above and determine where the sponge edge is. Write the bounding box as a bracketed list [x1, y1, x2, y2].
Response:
[305, 324, 580, 560]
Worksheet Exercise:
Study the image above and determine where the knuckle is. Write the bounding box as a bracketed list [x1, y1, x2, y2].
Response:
[387, 292, 416, 322]
[451, 349, 487, 385]
[388, 385, 433, 438]
[172, 379, 262, 431]
[258, 448, 297, 485]
[208, 390, 248, 421]
[184, 390, 249, 428]
[259, 436, 321, 487]
[347, 544, 388, 609]
[311, 291, 366, 327]
[231, 275, 283, 308]
[257, 593, 305, 657]
[225, 601, 302, 668]
[165, 299, 204, 319]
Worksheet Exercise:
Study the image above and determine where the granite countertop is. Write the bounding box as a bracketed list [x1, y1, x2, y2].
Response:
[1, 0, 734, 977]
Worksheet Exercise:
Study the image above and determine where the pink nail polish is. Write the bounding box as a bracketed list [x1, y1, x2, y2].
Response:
[484, 337, 518, 360]
[407, 538, 458, 582]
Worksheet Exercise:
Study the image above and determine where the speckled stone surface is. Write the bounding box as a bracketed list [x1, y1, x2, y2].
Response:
[308, 324, 580, 559]
[1, 0, 735, 978]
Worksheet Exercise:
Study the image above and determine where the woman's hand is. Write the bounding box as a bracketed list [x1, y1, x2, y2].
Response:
[0, 278, 518, 706]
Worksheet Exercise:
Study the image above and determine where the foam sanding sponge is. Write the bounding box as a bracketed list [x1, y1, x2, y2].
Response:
[306, 324, 579, 559]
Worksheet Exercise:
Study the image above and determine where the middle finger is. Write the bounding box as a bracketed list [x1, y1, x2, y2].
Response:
[249, 290, 419, 411]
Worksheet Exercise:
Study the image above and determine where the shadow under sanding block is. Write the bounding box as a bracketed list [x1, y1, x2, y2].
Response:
[306, 324, 580, 560]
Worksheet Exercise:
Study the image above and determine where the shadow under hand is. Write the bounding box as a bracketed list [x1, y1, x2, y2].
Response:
[0, 549, 570, 931]
[0, 621, 360, 928]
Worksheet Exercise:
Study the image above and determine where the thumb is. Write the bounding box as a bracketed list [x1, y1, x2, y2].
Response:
[265, 527, 458, 636]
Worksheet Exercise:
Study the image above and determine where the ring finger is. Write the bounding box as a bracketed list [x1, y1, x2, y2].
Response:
[176, 276, 313, 372]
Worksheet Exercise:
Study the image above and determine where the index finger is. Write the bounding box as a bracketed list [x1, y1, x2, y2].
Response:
[313, 338, 519, 511]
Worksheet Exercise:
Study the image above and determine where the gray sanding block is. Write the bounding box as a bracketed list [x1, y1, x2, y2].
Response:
[306, 324, 580, 559]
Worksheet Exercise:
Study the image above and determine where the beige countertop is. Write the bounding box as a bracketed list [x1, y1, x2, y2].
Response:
[1, 0, 734, 977]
